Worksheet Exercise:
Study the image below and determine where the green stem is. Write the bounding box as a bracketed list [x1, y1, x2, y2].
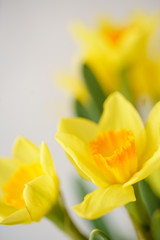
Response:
[126, 184, 154, 240]
[46, 196, 88, 240]
[127, 210, 153, 240]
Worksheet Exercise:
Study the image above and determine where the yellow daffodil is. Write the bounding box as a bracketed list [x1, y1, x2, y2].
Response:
[59, 13, 160, 108]
[72, 13, 159, 94]
[0, 137, 59, 225]
[56, 92, 160, 219]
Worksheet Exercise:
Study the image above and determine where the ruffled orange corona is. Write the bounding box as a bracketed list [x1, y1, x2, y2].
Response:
[90, 130, 138, 184]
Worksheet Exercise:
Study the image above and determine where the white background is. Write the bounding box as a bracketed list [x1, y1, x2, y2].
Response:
[0, 0, 160, 239]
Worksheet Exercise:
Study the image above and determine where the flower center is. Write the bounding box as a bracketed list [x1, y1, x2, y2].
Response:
[2, 162, 44, 209]
[101, 26, 130, 45]
[89, 129, 138, 184]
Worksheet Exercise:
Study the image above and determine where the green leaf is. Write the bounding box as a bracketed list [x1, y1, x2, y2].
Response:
[138, 180, 160, 218]
[82, 64, 107, 120]
[74, 99, 90, 119]
[126, 183, 150, 227]
[87, 101, 101, 122]
[119, 68, 134, 104]
[74, 99, 100, 122]
[152, 209, 160, 240]
[126, 201, 149, 227]
[89, 229, 111, 240]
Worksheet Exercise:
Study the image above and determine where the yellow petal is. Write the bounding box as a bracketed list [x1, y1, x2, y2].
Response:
[23, 175, 59, 221]
[73, 184, 135, 219]
[57, 119, 90, 180]
[40, 142, 57, 176]
[56, 118, 103, 183]
[56, 132, 108, 188]
[0, 208, 31, 225]
[144, 101, 160, 159]
[0, 158, 16, 187]
[124, 146, 160, 187]
[0, 195, 31, 225]
[99, 92, 145, 159]
[57, 73, 89, 104]
[71, 23, 94, 46]
[66, 153, 90, 180]
[13, 136, 40, 165]
[0, 197, 16, 219]
[57, 118, 98, 143]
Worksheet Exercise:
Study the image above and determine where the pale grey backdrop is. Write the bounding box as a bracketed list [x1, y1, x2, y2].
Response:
[0, 0, 160, 239]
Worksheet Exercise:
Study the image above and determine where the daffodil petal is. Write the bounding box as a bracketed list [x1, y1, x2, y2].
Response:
[56, 132, 108, 188]
[40, 142, 56, 176]
[57, 118, 98, 143]
[0, 197, 16, 218]
[0, 208, 31, 225]
[57, 74, 89, 104]
[72, 23, 94, 46]
[66, 153, 90, 180]
[56, 118, 101, 182]
[73, 184, 135, 219]
[23, 175, 58, 221]
[145, 101, 160, 159]
[124, 146, 160, 187]
[0, 158, 16, 187]
[99, 92, 145, 159]
[13, 136, 40, 165]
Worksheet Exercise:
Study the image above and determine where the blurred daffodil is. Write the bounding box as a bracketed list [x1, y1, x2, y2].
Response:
[0, 137, 59, 225]
[59, 13, 160, 108]
[56, 92, 160, 219]
[71, 13, 159, 95]
[130, 57, 160, 102]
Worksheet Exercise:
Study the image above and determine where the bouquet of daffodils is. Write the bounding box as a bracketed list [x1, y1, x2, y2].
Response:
[1, 12, 160, 240]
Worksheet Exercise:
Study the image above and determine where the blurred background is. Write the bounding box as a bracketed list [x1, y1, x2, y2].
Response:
[0, 0, 160, 239]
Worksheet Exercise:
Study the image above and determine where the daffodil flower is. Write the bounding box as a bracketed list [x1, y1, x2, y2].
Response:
[71, 13, 158, 93]
[56, 92, 160, 219]
[0, 137, 59, 224]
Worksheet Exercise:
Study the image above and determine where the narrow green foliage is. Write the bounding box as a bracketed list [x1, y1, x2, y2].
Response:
[126, 201, 149, 228]
[152, 209, 160, 240]
[74, 99, 90, 119]
[138, 180, 160, 218]
[74, 99, 100, 122]
[119, 68, 134, 104]
[82, 64, 106, 120]
[87, 101, 102, 122]
[126, 183, 150, 228]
